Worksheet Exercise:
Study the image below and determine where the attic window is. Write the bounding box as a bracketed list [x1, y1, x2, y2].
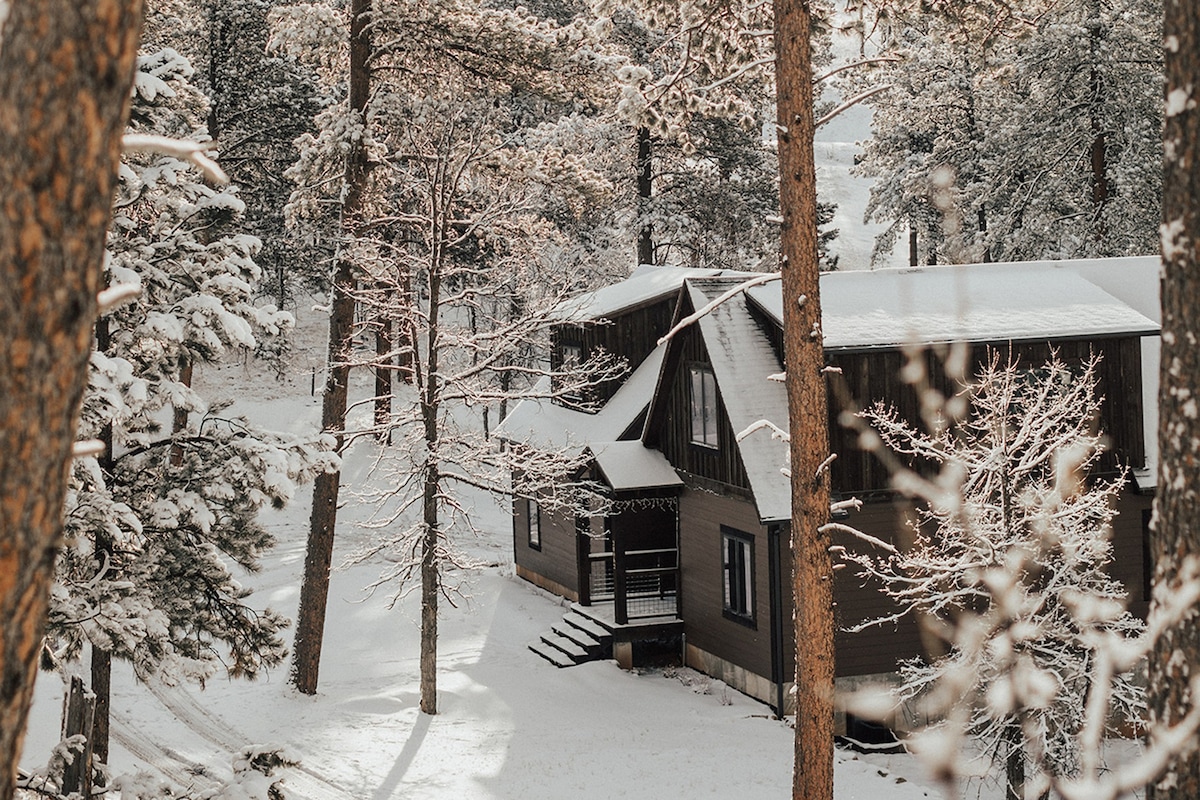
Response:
[689, 365, 718, 448]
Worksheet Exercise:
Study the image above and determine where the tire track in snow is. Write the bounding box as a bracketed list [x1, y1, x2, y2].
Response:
[109, 709, 221, 794]
[144, 678, 358, 800]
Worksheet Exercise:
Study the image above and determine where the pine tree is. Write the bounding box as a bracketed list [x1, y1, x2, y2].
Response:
[855, 0, 1161, 264]
[45, 45, 336, 767]
[274, 0, 620, 708]
[0, 3, 145, 799]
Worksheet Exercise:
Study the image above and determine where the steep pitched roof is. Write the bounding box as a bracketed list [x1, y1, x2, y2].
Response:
[683, 277, 791, 524]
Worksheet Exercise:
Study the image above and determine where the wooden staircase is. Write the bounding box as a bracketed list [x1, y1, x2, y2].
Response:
[528, 608, 614, 668]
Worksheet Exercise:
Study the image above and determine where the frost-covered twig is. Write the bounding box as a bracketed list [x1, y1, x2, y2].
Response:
[122, 133, 229, 184]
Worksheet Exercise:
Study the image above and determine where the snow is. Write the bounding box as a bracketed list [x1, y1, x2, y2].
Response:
[19, 304, 937, 800]
[590, 441, 682, 492]
[744, 258, 1159, 351]
[687, 279, 792, 524]
[551, 264, 737, 322]
[495, 341, 667, 453]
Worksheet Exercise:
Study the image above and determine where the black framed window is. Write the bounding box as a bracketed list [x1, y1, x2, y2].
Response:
[722, 527, 754, 624]
[528, 498, 541, 550]
[690, 365, 718, 448]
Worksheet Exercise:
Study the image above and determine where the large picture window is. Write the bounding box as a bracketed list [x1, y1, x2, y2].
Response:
[527, 498, 541, 550]
[722, 528, 754, 624]
[690, 365, 718, 447]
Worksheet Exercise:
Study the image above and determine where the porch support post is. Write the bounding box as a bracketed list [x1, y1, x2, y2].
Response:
[613, 527, 628, 625]
[575, 515, 591, 606]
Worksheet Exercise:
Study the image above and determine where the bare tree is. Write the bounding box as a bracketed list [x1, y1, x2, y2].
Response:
[1149, 1, 1200, 797]
[0, 2, 144, 797]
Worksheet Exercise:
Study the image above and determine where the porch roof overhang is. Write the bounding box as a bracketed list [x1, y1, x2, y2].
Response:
[589, 441, 683, 492]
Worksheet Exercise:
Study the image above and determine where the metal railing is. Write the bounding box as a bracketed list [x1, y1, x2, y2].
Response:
[587, 547, 679, 623]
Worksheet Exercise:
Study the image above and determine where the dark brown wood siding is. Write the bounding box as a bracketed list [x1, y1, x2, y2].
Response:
[550, 297, 676, 406]
[647, 322, 752, 491]
[513, 496, 579, 598]
[1111, 489, 1153, 620]
[679, 487, 774, 678]
[826, 337, 1146, 496]
[828, 500, 927, 678]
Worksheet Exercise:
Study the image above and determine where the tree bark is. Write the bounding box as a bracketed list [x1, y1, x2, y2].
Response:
[1148, 1, 1200, 797]
[290, 0, 371, 696]
[0, 2, 144, 797]
[774, 3, 835, 800]
[636, 126, 655, 266]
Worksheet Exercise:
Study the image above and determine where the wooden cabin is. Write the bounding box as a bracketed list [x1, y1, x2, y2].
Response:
[498, 258, 1161, 718]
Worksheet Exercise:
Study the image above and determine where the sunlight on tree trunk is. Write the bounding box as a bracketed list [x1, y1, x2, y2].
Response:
[774, 2, 834, 799]
[0, 2, 144, 797]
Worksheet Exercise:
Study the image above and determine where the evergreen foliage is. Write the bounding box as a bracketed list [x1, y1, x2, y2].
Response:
[49, 47, 336, 685]
[854, 0, 1161, 264]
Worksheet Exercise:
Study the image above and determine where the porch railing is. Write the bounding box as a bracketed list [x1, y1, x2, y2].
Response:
[587, 547, 679, 624]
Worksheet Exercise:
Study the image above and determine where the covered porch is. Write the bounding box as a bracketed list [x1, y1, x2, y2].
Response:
[577, 441, 684, 627]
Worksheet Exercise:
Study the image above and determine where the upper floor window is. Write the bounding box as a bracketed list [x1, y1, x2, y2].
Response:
[690, 365, 718, 448]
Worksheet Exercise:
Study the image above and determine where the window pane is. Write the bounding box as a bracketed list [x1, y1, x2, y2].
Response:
[690, 367, 705, 443]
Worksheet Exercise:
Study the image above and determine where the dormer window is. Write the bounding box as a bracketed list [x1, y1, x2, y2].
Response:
[689, 364, 718, 448]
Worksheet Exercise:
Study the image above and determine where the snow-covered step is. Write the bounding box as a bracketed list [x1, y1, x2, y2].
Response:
[528, 639, 574, 668]
[550, 622, 601, 653]
[561, 610, 611, 642]
[540, 631, 588, 662]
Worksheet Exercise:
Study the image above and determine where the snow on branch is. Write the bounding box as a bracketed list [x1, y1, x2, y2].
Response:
[122, 134, 229, 184]
[656, 271, 779, 346]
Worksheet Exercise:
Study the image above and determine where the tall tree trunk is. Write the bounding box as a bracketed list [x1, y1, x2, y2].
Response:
[90, 317, 114, 769]
[169, 356, 193, 467]
[1148, 1, 1200, 797]
[290, 0, 371, 696]
[375, 303, 393, 443]
[774, 3, 834, 800]
[0, 3, 144, 798]
[419, 240, 444, 716]
[636, 126, 655, 266]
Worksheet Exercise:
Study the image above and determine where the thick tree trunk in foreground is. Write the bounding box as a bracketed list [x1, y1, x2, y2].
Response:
[0, 2, 144, 797]
[291, 0, 371, 695]
[774, 3, 834, 800]
[1149, 1, 1200, 797]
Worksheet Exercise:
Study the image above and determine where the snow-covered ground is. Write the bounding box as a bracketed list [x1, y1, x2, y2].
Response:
[20, 299, 939, 799]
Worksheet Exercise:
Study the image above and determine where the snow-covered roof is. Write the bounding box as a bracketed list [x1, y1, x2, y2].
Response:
[590, 441, 683, 492]
[687, 278, 792, 523]
[553, 264, 747, 322]
[495, 342, 667, 452]
[744, 258, 1159, 351]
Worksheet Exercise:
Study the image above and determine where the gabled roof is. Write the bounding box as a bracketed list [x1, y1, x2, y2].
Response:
[551, 264, 749, 322]
[744, 257, 1159, 351]
[590, 441, 683, 492]
[681, 277, 792, 524]
[495, 341, 667, 453]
